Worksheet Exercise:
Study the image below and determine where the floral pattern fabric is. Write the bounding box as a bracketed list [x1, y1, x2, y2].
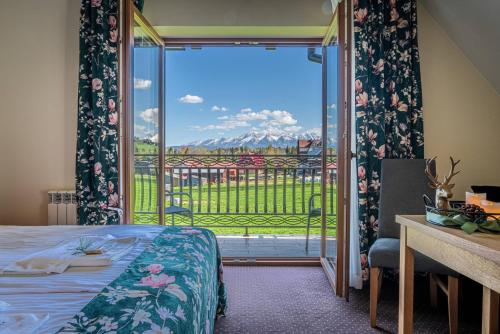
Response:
[58, 227, 227, 333]
[76, 0, 120, 225]
[354, 0, 424, 281]
[133, 0, 144, 11]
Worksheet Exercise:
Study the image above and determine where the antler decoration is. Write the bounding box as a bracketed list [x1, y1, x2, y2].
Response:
[425, 156, 461, 210]
[425, 156, 439, 189]
[443, 157, 461, 189]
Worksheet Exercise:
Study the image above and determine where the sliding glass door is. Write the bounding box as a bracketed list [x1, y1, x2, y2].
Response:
[123, 2, 350, 293]
[124, 1, 164, 225]
[321, 44, 339, 262]
[320, 0, 350, 298]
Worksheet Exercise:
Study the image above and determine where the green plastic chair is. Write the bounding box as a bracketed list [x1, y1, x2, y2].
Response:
[165, 191, 194, 226]
[306, 193, 321, 250]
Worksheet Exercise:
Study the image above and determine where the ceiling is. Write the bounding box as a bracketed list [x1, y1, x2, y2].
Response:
[142, 0, 336, 39]
[141, 0, 500, 93]
[421, 0, 500, 94]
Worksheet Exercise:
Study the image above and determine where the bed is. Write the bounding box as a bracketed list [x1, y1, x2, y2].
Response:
[0, 225, 226, 333]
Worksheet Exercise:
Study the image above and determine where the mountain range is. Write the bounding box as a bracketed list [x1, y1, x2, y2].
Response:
[180, 130, 336, 149]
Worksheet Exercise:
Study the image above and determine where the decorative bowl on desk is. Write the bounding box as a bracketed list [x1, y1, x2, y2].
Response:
[423, 195, 500, 234]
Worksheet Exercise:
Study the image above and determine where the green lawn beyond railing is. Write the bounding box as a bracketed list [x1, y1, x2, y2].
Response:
[133, 173, 337, 236]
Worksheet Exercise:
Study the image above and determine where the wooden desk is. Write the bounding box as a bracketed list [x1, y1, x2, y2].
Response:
[396, 215, 500, 334]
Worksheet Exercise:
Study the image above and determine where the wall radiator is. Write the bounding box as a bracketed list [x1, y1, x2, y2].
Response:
[48, 191, 77, 225]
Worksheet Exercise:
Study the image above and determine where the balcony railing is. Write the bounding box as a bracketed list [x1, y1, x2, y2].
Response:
[133, 154, 337, 234]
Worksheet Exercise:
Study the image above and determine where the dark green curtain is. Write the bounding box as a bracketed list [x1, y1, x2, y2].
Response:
[76, 0, 145, 225]
[133, 0, 144, 11]
[354, 0, 424, 280]
[76, 0, 120, 225]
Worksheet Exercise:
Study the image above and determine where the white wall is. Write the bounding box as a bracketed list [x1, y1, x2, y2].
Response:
[0, 0, 80, 225]
[418, 3, 500, 200]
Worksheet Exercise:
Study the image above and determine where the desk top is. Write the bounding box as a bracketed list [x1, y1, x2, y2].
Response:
[396, 215, 500, 265]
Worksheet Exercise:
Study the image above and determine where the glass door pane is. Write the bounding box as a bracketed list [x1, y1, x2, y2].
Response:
[132, 23, 161, 224]
[321, 44, 339, 267]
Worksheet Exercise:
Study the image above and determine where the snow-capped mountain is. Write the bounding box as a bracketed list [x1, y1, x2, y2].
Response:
[180, 130, 336, 149]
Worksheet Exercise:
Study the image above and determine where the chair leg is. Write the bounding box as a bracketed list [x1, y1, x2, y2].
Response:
[430, 273, 438, 308]
[305, 215, 311, 251]
[447, 276, 459, 334]
[370, 267, 381, 328]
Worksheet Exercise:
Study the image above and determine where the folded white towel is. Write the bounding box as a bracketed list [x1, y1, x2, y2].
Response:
[0, 313, 49, 334]
[1, 235, 137, 275]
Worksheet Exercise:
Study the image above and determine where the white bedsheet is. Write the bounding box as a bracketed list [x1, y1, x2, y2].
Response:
[0, 225, 164, 333]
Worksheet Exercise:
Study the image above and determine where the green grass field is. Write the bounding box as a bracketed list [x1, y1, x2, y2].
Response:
[133, 174, 337, 236]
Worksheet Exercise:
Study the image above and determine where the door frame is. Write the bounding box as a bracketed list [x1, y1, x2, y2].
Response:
[338, 0, 352, 300]
[121, 0, 353, 294]
[319, 0, 352, 299]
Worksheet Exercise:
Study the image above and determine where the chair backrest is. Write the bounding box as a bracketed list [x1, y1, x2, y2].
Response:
[378, 159, 435, 239]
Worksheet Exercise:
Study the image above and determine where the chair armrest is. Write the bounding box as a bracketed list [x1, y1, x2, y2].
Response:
[309, 193, 322, 211]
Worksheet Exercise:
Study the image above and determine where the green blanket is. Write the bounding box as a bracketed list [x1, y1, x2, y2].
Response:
[58, 227, 227, 334]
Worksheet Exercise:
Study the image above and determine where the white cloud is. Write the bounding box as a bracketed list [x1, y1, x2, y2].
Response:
[150, 134, 159, 143]
[215, 108, 298, 125]
[134, 78, 152, 90]
[283, 125, 302, 133]
[134, 124, 148, 137]
[192, 108, 299, 133]
[139, 108, 158, 125]
[308, 127, 322, 137]
[194, 119, 251, 131]
[230, 109, 297, 124]
[259, 110, 298, 127]
[235, 111, 268, 122]
[259, 126, 287, 136]
[211, 105, 228, 112]
[134, 124, 158, 142]
[178, 94, 204, 104]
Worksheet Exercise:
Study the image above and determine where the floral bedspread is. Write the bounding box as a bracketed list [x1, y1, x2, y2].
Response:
[58, 227, 227, 334]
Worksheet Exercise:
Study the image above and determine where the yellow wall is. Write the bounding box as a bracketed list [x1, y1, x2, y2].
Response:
[418, 3, 500, 200]
[0, 2, 498, 225]
[0, 0, 79, 225]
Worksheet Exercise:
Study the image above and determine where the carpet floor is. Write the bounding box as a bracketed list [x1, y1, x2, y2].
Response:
[215, 266, 482, 334]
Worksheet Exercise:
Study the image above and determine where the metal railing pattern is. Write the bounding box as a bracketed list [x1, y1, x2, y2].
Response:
[133, 154, 337, 231]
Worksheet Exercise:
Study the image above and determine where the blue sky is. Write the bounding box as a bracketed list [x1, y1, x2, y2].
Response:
[133, 46, 337, 146]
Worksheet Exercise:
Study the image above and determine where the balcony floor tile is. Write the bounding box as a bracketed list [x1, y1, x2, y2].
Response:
[216, 234, 336, 258]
